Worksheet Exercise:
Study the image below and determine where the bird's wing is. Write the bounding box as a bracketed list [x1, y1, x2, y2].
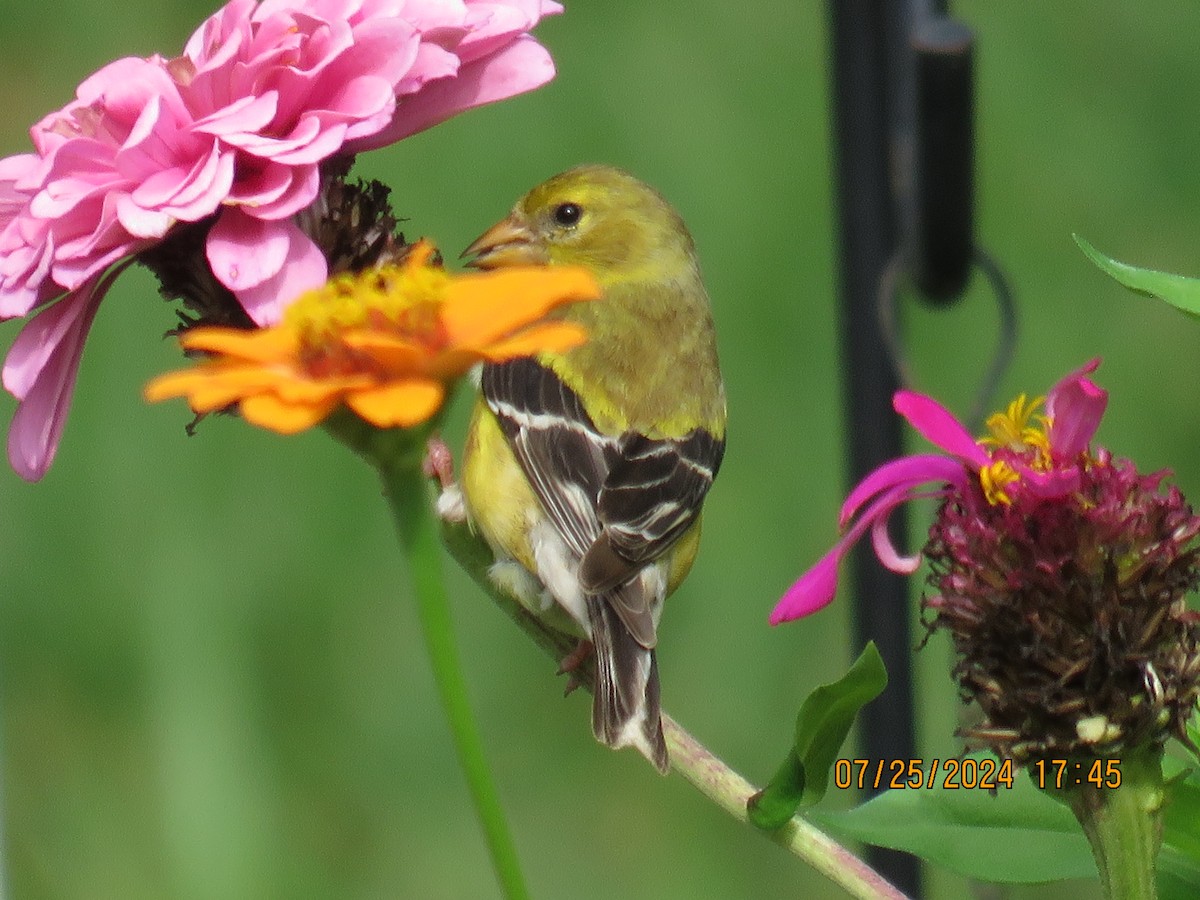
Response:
[481, 357, 617, 561]
[482, 358, 725, 648]
[579, 430, 725, 595]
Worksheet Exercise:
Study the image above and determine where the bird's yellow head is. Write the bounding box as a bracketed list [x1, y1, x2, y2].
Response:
[462, 164, 696, 284]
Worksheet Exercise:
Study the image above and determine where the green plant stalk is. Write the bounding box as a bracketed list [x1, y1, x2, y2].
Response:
[438, 503, 908, 900]
[326, 412, 528, 900]
[1058, 751, 1165, 900]
[664, 716, 907, 899]
[383, 459, 529, 900]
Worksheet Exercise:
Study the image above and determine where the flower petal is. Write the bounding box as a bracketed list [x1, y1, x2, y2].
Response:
[349, 35, 558, 151]
[205, 208, 292, 291]
[894, 390, 989, 466]
[773, 483, 925, 623]
[208, 216, 328, 324]
[840, 453, 967, 528]
[770, 545, 843, 624]
[441, 265, 599, 347]
[177, 325, 300, 362]
[144, 364, 289, 412]
[474, 322, 589, 361]
[340, 331, 428, 372]
[1046, 358, 1107, 460]
[344, 379, 445, 427]
[239, 392, 338, 434]
[3, 275, 107, 480]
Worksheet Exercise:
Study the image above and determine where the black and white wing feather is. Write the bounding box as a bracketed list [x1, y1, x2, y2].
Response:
[481, 357, 725, 774]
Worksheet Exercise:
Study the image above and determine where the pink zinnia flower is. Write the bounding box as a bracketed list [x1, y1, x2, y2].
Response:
[0, 0, 561, 481]
[771, 359, 1108, 624]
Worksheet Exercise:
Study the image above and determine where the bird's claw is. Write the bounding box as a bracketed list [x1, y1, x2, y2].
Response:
[557, 640, 593, 696]
[422, 434, 455, 488]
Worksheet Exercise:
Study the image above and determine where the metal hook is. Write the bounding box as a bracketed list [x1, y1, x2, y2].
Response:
[878, 246, 1017, 433]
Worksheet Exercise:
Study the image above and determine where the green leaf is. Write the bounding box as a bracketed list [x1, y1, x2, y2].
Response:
[1162, 770, 1200, 900]
[812, 758, 1096, 884]
[1075, 234, 1200, 319]
[747, 751, 806, 831]
[748, 642, 888, 829]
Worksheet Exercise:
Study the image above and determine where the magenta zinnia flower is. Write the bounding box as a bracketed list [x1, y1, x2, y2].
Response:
[0, 0, 561, 480]
[772, 359, 1108, 624]
[775, 360, 1200, 761]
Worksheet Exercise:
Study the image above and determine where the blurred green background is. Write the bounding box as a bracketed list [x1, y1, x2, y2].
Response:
[1, 2, 1198, 897]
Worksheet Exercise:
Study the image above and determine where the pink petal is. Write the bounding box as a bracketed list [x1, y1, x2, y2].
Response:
[227, 225, 327, 325]
[840, 453, 967, 528]
[1046, 358, 1106, 460]
[205, 208, 292, 291]
[349, 35, 556, 151]
[192, 91, 281, 136]
[235, 164, 320, 220]
[894, 390, 989, 465]
[3, 269, 117, 481]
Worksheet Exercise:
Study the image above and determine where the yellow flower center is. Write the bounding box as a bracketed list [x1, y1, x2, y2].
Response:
[982, 394, 1051, 461]
[283, 244, 449, 363]
[979, 460, 1020, 506]
[976, 393, 1054, 505]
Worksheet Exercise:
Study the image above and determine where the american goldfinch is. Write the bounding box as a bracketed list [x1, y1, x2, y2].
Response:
[460, 164, 726, 772]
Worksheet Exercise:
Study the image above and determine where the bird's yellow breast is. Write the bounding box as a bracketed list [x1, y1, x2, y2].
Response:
[461, 398, 541, 574]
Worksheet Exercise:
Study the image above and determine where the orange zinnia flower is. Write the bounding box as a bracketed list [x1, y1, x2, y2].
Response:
[144, 241, 600, 433]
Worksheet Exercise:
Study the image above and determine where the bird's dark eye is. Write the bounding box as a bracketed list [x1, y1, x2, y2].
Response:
[553, 202, 582, 226]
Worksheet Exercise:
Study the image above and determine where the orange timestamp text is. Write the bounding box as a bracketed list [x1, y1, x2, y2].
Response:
[1031, 757, 1122, 790]
[833, 757, 1015, 791]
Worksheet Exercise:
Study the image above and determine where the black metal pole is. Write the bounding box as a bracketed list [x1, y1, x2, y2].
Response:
[826, 2, 922, 895]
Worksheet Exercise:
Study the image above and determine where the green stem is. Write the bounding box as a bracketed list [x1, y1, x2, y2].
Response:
[1060, 752, 1164, 900]
[381, 459, 529, 900]
[438, 505, 907, 900]
[664, 716, 908, 900]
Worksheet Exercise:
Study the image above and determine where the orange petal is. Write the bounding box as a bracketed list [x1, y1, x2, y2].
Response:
[345, 379, 445, 428]
[240, 393, 339, 434]
[441, 266, 600, 348]
[477, 322, 589, 361]
[270, 372, 371, 404]
[145, 365, 289, 412]
[179, 326, 300, 362]
[340, 331, 429, 373]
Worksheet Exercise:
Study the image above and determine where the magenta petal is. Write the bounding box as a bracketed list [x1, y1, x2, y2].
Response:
[771, 549, 842, 624]
[773, 481, 927, 624]
[3, 274, 109, 481]
[840, 453, 966, 528]
[229, 225, 327, 325]
[894, 390, 989, 465]
[1018, 465, 1082, 499]
[1046, 358, 1107, 460]
[871, 513, 921, 574]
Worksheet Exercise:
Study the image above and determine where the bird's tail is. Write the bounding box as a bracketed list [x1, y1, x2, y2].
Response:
[587, 596, 669, 773]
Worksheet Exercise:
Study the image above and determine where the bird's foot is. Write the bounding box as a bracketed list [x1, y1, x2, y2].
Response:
[424, 435, 466, 523]
[422, 434, 455, 488]
[557, 639, 594, 697]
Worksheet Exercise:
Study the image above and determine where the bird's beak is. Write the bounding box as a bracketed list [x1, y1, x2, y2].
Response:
[461, 215, 547, 269]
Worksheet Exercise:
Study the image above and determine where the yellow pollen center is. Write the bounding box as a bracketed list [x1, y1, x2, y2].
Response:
[284, 259, 450, 353]
[976, 392, 1055, 505]
[979, 460, 1020, 506]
